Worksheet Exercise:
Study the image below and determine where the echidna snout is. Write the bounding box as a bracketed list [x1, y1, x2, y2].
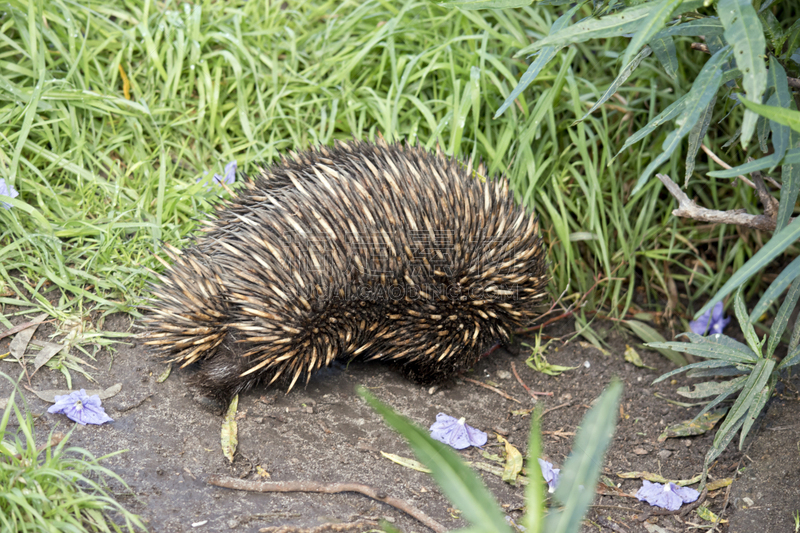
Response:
[143, 140, 549, 401]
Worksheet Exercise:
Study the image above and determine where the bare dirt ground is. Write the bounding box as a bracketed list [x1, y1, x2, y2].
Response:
[1, 311, 798, 533]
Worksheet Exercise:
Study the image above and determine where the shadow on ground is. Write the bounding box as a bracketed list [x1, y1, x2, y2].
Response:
[2, 312, 797, 532]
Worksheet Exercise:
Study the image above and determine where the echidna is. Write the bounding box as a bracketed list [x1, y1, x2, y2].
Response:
[144, 139, 549, 401]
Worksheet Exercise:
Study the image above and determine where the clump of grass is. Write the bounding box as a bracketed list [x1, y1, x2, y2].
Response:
[0, 0, 774, 336]
[0, 373, 145, 532]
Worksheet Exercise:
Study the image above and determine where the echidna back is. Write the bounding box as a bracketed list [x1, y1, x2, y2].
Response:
[144, 140, 548, 400]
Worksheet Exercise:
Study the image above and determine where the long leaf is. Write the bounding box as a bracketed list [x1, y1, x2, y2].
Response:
[649, 332, 757, 365]
[685, 94, 716, 183]
[651, 359, 738, 384]
[523, 406, 545, 533]
[738, 98, 800, 134]
[691, 375, 748, 422]
[765, 57, 791, 170]
[576, 47, 652, 124]
[359, 388, 512, 533]
[718, 0, 767, 147]
[704, 415, 745, 477]
[749, 255, 800, 323]
[624, 320, 686, 365]
[650, 36, 678, 79]
[707, 151, 783, 177]
[495, 4, 580, 118]
[620, 0, 682, 67]
[515, 3, 656, 56]
[651, 17, 724, 38]
[713, 358, 774, 450]
[777, 344, 800, 371]
[442, 0, 532, 8]
[766, 276, 800, 359]
[547, 380, 622, 533]
[677, 378, 744, 399]
[631, 46, 729, 194]
[739, 377, 774, 449]
[696, 215, 800, 318]
[734, 287, 762, 357]
[778, 127, 800, 230]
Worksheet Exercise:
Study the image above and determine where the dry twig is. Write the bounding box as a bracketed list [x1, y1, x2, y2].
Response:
[463, 377, 522, 404]
[510, 362, 553, 400]
[656, 173, 790, 231]
[207, 476, 446, 533]
[257, 520, 378, 533]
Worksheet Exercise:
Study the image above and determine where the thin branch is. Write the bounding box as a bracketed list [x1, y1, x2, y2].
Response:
[207, 476, 447, 533]
[463, 377, 522, 404]
[656, 173, 790, 231]
[258, 520, 378, 533]
[510, 361, 553, 400]
[700, 144, 756, 188]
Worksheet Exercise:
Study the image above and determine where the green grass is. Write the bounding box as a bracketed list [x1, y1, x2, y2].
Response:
[0, 0, 783, 339]
[0, 372, 145, 532]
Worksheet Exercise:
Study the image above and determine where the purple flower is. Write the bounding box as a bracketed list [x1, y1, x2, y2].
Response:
[636, 480, 699, 511]
[429, 413, 487, 449]
[197, 161, 237, 190]
[538, 458, 560, 493]
[47, 389, 113, 426]
[689, 301, 730, 336]
[0, 178, 19, 209]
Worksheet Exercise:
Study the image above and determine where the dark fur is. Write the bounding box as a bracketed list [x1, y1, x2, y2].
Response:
[143, 140, 549, 401]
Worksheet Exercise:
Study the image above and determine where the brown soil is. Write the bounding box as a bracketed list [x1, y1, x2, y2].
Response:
[1, 312, 797, 533]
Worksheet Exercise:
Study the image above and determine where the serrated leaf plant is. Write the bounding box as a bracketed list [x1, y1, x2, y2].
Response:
[359, 380, 622, 532]
[475, 0, 798, 325]
[648, 284, 800, 483]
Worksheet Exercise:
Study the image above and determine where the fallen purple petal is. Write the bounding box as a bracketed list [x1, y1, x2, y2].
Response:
[196, 161, 237, 191]
[429, 413, 487, 450]
[709, 302, 731, 335]
[0, 178, 19, 209]
[537, 458, 560, 493]
[689, 301, 729, 336]
[214, 160, 237, 186]
[636, 480, 699, 511]
[48, 389, 113, 426]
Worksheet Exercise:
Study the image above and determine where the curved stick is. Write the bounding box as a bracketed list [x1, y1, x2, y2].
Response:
[207, 476, 447, 533]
